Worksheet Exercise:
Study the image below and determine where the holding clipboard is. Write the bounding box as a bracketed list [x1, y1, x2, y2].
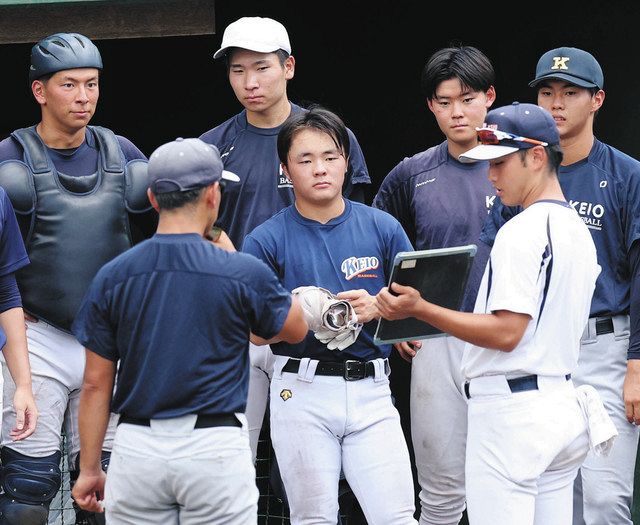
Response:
[374, 244, 477, 345]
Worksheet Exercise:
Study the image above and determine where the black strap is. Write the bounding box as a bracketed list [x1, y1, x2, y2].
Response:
[595, 317, 614, 335]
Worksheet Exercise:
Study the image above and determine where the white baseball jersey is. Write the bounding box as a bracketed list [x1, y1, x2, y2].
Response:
[463, 200, 600, 379]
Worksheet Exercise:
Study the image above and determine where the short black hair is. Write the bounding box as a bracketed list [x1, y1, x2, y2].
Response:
[421, 45, 495, 100]
[154, 187, 205, 210]
[517, 143, 563, 171]
[277, 105, 350, 166]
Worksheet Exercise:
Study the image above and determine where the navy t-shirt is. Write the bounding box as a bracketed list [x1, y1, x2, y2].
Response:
[373, 141, 495, 312]
[0, 189, 29, 349]
[72, 234, 292, 418]
[199, 102, 371, 248]
[243, 200, 412, 362]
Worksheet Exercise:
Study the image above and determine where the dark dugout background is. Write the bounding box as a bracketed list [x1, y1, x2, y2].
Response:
[1, 0, 640, 520]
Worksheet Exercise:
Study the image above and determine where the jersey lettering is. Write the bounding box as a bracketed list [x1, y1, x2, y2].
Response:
[569, 199, 605, 230]
[341, 256, 380, 280]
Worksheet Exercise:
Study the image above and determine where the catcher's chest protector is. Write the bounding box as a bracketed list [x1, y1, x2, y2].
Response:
[9, 125, 136, 332]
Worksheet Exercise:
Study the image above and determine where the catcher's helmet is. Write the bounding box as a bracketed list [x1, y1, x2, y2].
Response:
[29, 33, 102, 82]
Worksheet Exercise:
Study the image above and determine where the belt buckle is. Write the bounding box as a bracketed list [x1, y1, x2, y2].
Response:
[343, 360, 364, 381]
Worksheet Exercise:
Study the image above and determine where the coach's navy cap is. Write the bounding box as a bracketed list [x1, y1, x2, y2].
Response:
[529, 47, 604, 90]
[148, 138, 239, 194]
[459, 102, 559, 163]
[213, 17, 291, 59]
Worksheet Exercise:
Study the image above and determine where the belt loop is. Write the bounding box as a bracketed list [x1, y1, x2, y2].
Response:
[612, 314, 630, 339]
[372, 358, 388, 382]
[297, 358, 318, 383]
[273, 355, 288, 379]
[581, 317, 597, 343]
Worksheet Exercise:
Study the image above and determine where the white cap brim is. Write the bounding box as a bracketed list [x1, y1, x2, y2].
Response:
[213, 41, 287, 59]
[458, 144, 520, 163]
[221, 170, 240, 183]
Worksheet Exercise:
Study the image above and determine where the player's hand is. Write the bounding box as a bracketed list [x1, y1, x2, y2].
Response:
[336, 289, 379, 323]
[10, 385, 37, 441]
[376, 282, 423, 321]
[72, 469, 107, 513]
[207, 227, 236, 252]
[623, 359, 640, 425]
[394, 340, 421, 362]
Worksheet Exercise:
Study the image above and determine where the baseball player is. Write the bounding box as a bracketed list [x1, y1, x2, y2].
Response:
[484, 48, 640, 525]
[372, 45, 496, 524]
[70, 137, 307, 524]
[0, 189, 38, 442]
[242, 106, 417, 524]
[377, 102, 616, 525]
[199, 16, 371, 463]
[0, 33, 156, 525]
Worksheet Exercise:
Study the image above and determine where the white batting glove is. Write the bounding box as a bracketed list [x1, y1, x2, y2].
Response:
[291, 286, 336, 332]
[314, 300, 363, 351]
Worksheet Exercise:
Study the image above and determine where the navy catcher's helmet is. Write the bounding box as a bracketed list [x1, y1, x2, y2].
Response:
[29, 33, 102, 82]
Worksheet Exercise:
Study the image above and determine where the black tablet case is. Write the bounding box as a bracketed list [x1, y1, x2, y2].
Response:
[374, 245, 477, 345]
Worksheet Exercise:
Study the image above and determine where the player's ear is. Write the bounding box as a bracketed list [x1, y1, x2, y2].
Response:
[147, 188, 160, 212]
[284, 55, 295, 80]
[485, 85, 497, 108]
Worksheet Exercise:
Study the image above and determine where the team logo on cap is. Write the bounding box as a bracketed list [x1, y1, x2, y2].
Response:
[280, 389, 292, 401]
[551, 56, 570, 70]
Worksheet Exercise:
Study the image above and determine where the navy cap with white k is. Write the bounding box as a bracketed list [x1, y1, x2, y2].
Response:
[529, 47, 604, 90]
[459, 102, 560, 163]
[148, 138, 239, 194]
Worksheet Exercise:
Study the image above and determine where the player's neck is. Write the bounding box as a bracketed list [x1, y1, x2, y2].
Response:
[245, 98, 292, 129]
[523, 178, 565, 209]
[36, 120, 87, 149]
[156, 211, 208, 236]
[560, 130, 595, 166]
[294, 197, 345, 224]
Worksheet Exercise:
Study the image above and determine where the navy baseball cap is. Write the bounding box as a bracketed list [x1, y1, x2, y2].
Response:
[529, 47, 604, 90]
[459, 102, 559, 163]
[148, 138, 239, 194]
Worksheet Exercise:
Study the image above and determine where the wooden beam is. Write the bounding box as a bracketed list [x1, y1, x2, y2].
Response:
[0, 0, 216, 44]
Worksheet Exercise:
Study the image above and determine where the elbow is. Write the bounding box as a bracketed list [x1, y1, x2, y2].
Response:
[283, 324, 308, 344]
[495, 334, 522, 352]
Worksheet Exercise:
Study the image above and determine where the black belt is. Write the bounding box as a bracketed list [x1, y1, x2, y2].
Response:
[283, 358, 376, 381]
[464, 374, 571, 399]
[118, 414, 241, 428]
[594, 317, 614, 335]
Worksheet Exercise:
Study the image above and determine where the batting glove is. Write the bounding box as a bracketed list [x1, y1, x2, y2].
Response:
[291, 286, 336, 332]
[314, 299, 363, 351]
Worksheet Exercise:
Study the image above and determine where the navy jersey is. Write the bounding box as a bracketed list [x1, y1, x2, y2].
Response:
[0, 127, 146, 172]
[199, 103, 371, 248]
[242, 200, 412, 361]
[0, 189, 29, 349]
[484, 139, 640, 318]
[72, 233, 292, 419]
[372, 141, 495, 312]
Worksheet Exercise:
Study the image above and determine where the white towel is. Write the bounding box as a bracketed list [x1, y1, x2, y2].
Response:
[575, 384, 618, 456]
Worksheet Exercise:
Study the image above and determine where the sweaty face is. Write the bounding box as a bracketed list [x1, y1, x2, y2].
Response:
[35, 68, 99, 131]
[227, 49, 294, 116]
[428, 78, 495, 151]
[536, 80, 601, 141]
[282, 128, 347, 208]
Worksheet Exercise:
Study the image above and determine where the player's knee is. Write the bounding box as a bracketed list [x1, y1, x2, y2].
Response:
[0, 447, 62, 525]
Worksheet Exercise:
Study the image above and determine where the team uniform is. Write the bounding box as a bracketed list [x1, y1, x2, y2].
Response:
[484, 139, 640, 524]
[72, 233, 292, 523]
[200, 101, 371, 459]
[372, 141, 494, 524]
[0, 126, 154, 519]
[242, 200, 417, 524]
[463, 199, 607, 525]
[0, 188, 30, 348]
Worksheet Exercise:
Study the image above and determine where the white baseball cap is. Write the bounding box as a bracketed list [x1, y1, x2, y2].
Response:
[213, 17, 291, 60]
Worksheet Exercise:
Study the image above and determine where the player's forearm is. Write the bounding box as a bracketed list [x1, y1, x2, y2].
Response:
[78, 351, 115, 472]
[627, 240, 640, 359]
[0, 307, 32, 390]
[413, 300, 529, 352]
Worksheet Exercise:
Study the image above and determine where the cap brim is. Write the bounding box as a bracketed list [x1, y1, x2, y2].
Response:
[213, 42, 285, 60]
[528, 73, 599, 89]
[459, 145, 520, 164]
[221, 170, 240, 182]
